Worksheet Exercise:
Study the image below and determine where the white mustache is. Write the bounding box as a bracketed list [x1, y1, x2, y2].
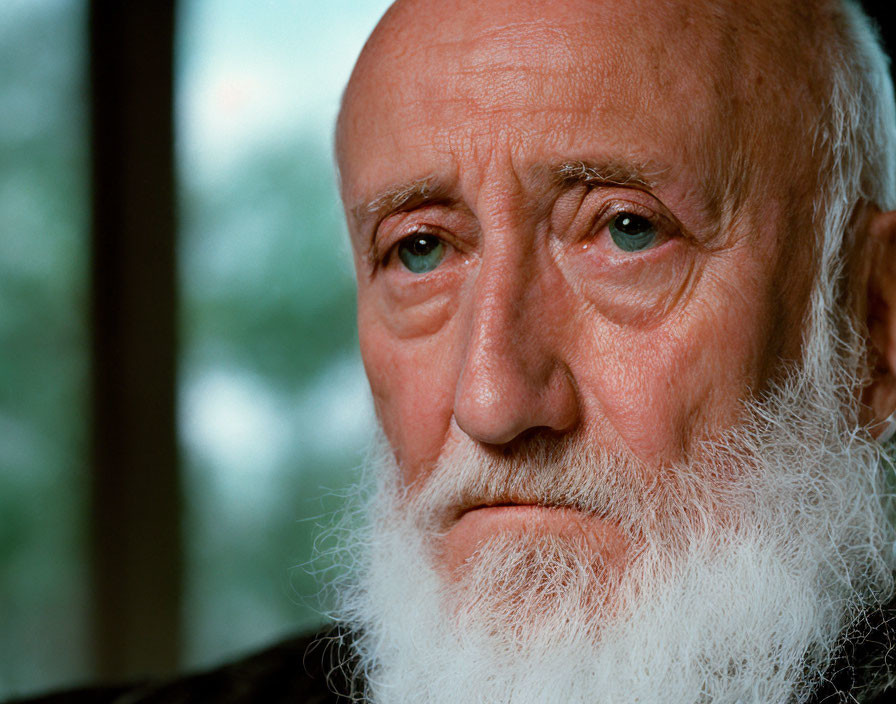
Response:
[407, 436, 680, 542]
[402, 410, 830, 549]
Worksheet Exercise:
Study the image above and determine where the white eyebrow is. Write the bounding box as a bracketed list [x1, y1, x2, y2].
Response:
[552, 159, 661, 190]
[351, 176, 456, 227]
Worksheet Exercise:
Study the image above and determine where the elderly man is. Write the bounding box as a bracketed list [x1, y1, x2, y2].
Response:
[328, 0, 896, 700]
[15, 0, 896, 702]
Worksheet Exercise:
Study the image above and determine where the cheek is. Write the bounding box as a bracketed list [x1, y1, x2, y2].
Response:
[573, 256, 788, 462]
[580, 321, 755, 461]
[358, 306, 460, 485]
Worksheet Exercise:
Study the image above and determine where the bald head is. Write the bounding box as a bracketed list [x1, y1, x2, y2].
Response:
[338, 0, 840, 224]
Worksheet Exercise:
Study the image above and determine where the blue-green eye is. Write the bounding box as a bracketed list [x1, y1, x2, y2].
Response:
[608, 212, 658, 252]
[397, 233, 446, 273]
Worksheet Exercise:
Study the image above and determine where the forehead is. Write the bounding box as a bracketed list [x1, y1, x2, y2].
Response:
[338, 0, 806, 219]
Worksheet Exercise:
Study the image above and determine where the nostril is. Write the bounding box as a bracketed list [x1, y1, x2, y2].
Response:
[453, 357, 580, 447]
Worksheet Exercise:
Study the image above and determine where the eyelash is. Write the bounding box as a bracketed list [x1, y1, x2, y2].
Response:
[593, 200, 663, 232]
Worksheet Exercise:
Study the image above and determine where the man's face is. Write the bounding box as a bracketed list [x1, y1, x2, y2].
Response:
[338, 0, 817, 573]
[332, 1, 896, 700]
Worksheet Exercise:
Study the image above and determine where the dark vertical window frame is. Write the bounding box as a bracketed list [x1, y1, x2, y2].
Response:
[88, 0, 182, 679]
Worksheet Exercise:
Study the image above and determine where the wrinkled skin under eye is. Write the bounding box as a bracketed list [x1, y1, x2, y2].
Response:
[609, 212, 659, 252]
[397, 233, 446, 273]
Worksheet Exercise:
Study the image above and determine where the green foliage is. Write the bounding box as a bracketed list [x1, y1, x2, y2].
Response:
[179, 133, 368, 667]
[180, 136, 358, 385]
[0, 0, 90, 697]
[1, 0, 372, 689]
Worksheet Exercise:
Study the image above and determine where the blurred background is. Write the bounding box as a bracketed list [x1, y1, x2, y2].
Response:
[2, 0, 894, 701]
[1, 0, 390, 698]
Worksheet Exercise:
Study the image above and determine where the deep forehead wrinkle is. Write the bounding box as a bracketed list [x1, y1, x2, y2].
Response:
[342, 0, 830, 225]
[352, 156, 693, 233]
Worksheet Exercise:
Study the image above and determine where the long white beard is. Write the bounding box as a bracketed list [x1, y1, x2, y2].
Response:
[328, 356, 896, 703]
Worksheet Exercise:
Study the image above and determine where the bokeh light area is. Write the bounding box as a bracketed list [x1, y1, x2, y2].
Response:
[176, 0, 390, 669]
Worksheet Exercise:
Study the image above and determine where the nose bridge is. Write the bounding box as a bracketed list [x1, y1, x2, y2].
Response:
[465, 233, 539, 380]
[453, 216, 579, 445]
[463, 164, 545, 362]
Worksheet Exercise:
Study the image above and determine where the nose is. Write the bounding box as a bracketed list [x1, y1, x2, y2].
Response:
[453, 243, 580, 446]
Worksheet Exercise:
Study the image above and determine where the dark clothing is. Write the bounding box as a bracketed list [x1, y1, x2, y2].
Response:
[7, 615, 896, 704]
[4, 630, 356, 704]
